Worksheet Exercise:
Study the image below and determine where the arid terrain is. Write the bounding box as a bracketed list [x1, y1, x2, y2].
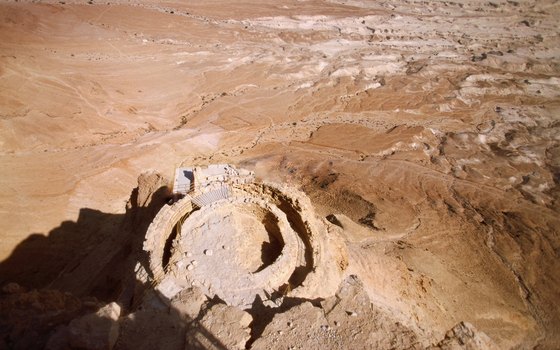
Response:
[0, 0, 559, 349]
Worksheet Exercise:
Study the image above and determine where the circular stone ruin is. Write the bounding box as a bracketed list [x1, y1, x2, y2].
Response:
[141, 165, 347, 308]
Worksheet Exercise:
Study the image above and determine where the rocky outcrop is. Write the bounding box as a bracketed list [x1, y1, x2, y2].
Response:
[170, 287, 208, 320]
[47, 302, 121, 350]
[186, 304, 253, 350]
[0, 283, 91, 349]
[252, 275, 424, 350]
[429, 322, 497, 350]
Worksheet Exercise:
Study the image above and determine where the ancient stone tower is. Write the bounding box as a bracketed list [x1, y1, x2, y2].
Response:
[140, 164, 347, 308]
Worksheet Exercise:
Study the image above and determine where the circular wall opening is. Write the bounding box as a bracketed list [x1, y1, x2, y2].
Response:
[166, 200, 289, 290]
[143, 175, 346, 308]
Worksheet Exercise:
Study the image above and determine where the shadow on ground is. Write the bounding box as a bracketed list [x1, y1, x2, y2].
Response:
[0, 173, 229, 350]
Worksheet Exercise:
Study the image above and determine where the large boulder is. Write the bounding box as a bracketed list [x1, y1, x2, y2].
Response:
[47, 302, 121, 350]
[116, 307, 185, 350]
[186, 303, 253, 350]
[170, 287, 208, 321]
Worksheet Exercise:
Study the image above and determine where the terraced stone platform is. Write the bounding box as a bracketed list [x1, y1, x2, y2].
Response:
[142, 165, 347, 308]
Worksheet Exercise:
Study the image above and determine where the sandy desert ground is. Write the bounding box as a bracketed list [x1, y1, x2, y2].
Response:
[0, 0, 559, 349]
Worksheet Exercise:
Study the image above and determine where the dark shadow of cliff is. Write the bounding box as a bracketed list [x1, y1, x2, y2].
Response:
[0, 173, 228, 350]
[0, 208, 124, 294]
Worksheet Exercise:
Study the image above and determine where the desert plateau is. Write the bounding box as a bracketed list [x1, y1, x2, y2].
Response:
[0, 0, 559, 349]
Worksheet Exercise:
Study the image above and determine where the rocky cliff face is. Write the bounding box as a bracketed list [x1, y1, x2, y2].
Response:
[0, 172, 536, 349]
[0, 173, 496, 349]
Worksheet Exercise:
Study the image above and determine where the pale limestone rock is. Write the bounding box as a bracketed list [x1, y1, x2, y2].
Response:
[252, 276, 423, 350]
[116, 309, 185, 350]
[186, 304, 252, 350]
[429, 322, 498, 350]
[156, 276, 183, 300]
[47, 302, 121, 350]
[170, 287, 208, 320]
